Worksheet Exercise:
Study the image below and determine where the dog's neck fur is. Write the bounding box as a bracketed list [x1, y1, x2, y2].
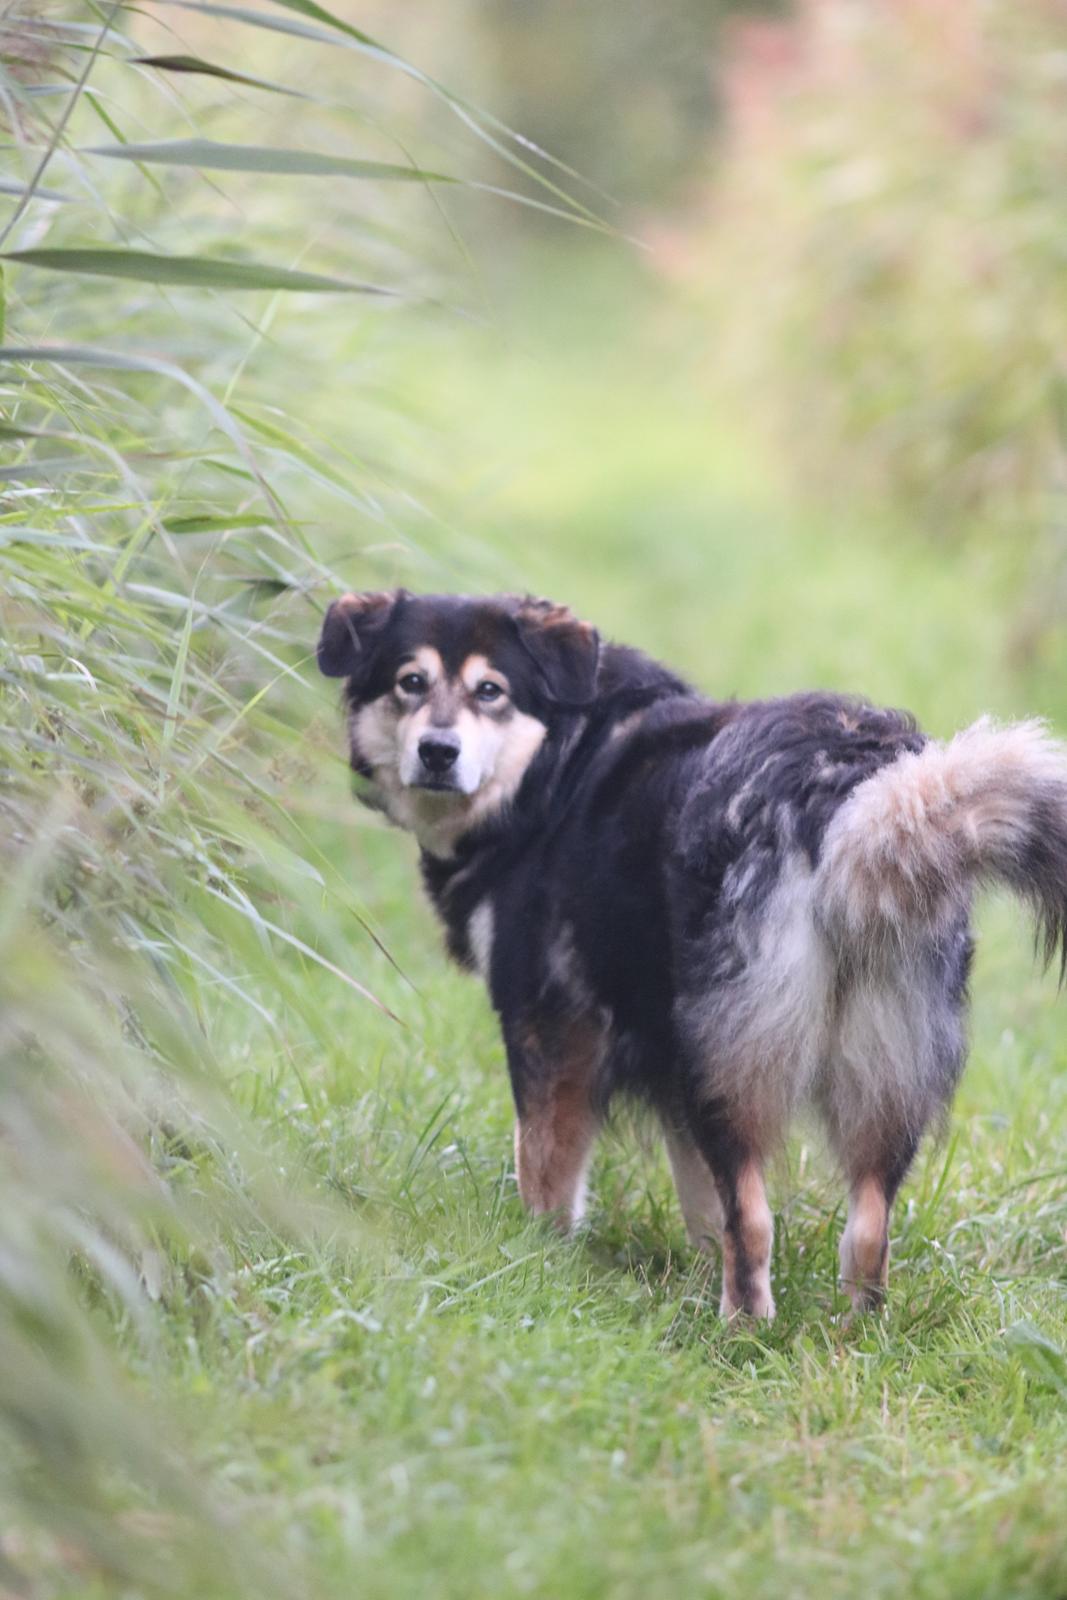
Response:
[424, 644, 689, 856]
[417, 645, 696, 968]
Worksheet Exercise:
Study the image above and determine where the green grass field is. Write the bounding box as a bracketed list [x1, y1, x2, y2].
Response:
[5, 13, 1067, 1597]
[111, 274, 1067, 1600]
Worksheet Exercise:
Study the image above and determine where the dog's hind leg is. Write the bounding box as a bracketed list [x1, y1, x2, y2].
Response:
[821, 961, 966, 1313]
[718, 1155, 775, 1321]
[839, 1173, 892, 1312]
[682, 1096, 776, 1319]
[833, 1143, 918, 1314]
[662, 1123, 723, 1255]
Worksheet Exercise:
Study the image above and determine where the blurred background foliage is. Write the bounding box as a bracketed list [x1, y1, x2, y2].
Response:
[4, 2, 1067, 1597]
[699, 0, 1067, 651]
[422, 0, 779, 216]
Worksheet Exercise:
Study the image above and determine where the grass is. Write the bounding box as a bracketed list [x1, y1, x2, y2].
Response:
[3, 8, 1067, 1598]
[191, 283, 1067, 1600]
[105, 283, 1067, 1600]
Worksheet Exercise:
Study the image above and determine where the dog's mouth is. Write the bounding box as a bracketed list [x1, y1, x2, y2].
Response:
[408, 772, 470, 796]
[411, 776, 460, 793]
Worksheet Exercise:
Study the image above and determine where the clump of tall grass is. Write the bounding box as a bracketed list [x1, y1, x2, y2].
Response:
[702, 0, 1067, 564]
[0, 4, 589, 1591]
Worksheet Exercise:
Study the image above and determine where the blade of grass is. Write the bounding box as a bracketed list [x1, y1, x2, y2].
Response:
[204, 883, 403, 1023]
[0, 178, 71, 202]
[83, 138, 457, 183]
[129, 52, 310, 97]
[1, 248, 398, 294]
[158, 571, 196, 801]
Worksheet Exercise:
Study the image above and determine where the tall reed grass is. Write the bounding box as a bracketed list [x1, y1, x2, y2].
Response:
[0, 6, 588, 1590]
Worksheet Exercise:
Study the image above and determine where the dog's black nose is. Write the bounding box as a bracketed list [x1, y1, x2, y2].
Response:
[418, 734, 460, 775]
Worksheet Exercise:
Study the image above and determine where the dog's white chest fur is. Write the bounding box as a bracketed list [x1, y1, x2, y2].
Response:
[467, 898, 495, 981]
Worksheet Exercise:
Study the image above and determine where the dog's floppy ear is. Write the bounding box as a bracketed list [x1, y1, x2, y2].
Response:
[513, 596, 600, 706]
[317, 589, 403, 681]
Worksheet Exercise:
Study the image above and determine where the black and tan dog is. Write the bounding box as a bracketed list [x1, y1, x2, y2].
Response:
[318, 589, 1067, 1318]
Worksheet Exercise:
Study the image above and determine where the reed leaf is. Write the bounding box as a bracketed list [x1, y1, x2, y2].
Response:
[2, 247, 396, 293]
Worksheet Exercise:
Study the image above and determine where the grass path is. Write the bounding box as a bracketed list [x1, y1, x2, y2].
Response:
[130, 263, 1067, 1599]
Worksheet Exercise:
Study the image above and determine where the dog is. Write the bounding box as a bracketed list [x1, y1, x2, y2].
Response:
[318, 589, 1067, 1318]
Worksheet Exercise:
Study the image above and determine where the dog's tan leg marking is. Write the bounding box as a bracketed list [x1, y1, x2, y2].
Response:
[720, 1160, 775, 1321]
[839, 1174, 890, 1312]
[662, 1126, 724, 1255]
[514, 1074, 598, 1230]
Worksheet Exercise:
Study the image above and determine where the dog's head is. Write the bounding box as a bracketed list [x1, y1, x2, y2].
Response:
[317, 590, 600, 853]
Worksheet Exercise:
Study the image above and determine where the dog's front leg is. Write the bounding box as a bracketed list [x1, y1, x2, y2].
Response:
[506, 1014, 603, 1231]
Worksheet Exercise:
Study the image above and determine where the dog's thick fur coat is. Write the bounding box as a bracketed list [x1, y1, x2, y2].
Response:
[319, 590, 1067, 1317]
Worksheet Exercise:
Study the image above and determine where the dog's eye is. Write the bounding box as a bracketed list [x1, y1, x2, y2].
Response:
[397, 671, 428, 695]
[474, 680, 505, 704]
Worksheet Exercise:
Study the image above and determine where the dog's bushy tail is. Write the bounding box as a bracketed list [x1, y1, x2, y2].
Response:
[816, 718, 1067, 972]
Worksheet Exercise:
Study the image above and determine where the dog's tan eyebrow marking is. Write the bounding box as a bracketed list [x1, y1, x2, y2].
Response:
[396, 646, 443, 684]
[460, 653, 509, 693]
